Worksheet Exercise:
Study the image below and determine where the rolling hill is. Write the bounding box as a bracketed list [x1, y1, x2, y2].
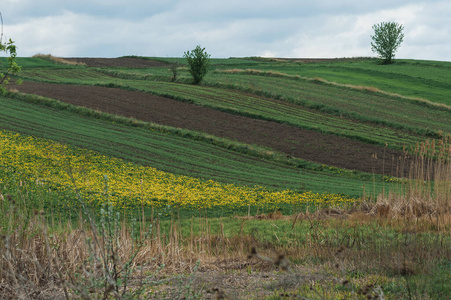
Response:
[3, 55, 450, 199]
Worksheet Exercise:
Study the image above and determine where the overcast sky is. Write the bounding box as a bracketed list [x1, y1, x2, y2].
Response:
[1, 0, 450, 61]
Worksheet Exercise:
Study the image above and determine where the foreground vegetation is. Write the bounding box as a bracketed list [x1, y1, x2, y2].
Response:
[1, 135, 450, 299]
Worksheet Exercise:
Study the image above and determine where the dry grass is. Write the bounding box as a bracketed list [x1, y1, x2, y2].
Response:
[373, 137, 451, 223]
[0, 208, 262, 299]
[1, 202, 449, 299]
[32, 54, 86, 66]
[218, 68, 301, 80]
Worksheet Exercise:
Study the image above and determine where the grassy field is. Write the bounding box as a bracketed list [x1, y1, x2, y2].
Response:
[1, 55, 450, 299]
[288, 59, 451, 106]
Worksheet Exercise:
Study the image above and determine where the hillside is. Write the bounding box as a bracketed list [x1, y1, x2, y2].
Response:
[12, 81, 410, 175]
[3, 55, 451, 198]
[1, 55, 450, 299]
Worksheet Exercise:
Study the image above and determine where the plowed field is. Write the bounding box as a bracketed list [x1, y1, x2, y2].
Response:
[65, 57, 170, 68]
[14, 80, 408, 175]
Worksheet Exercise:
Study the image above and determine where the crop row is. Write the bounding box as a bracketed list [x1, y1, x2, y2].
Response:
[296, 61, 451, 105]
[122, 80, 425, 147]
[0, 95, 382, 197]
[219, 58, 451, 105]
[94, 70, 445, 146]
[19, 67, 437, 149]
[20, 68, 115, 83]
[206, 72, 451, 134]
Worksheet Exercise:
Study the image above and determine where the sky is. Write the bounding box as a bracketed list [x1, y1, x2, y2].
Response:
[1, 0, 450, 61]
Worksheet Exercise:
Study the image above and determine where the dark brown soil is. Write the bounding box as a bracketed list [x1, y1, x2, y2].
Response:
[267, 57, 372, 63]
[64, 57, 171, 68]
[13, 81, 409, 175]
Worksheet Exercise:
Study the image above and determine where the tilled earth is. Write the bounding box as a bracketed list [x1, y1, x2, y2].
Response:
[64, 57, 171, 68]
[13, 80, 409, 175]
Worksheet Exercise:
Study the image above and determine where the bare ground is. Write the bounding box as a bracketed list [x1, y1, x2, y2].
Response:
[64, 57, 171, 68]
[13, 80, 410, 175]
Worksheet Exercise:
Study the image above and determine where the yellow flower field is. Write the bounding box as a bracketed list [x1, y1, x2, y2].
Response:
[0, 130, 356, 210]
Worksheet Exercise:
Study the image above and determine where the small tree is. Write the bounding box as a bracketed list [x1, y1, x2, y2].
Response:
[0, 12, 21, 93]
[169, 64, 178, 82]
[371, 22, 404, 64]
[183, 45, 210, 84]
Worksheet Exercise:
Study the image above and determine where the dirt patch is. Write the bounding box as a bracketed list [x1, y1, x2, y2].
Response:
[143, 266, 325, 299]
[64, 57, 171, 68]
[259, 57, 372, 64]
[12, 81, 410, 175]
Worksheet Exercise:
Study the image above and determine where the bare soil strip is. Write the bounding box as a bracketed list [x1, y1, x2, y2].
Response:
[64, 57, 170, 68]
[13, 81, 409, 175]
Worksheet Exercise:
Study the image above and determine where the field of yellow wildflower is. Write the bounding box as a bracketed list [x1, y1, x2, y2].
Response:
[0, 130, 356, 212]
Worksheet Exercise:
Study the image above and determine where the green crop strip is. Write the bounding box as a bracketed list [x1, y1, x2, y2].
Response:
[298, 66, 451, 106]
[20, 68, 116, 82]
[205, 72, 450, 134]
[216, 58, 451, 106]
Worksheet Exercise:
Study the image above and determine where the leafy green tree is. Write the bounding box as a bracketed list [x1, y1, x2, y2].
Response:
[183, 45, 210, 84]
[1, 12, 21, 93]
[371, 22, 404, 64]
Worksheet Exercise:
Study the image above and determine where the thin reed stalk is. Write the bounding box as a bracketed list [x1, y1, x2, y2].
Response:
[374, 136, 451, 220]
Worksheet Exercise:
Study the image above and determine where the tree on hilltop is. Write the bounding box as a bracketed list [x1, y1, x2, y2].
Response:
[371, 22, 404, 64]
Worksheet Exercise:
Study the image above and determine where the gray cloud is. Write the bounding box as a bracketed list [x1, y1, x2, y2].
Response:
[2, 0, 450, 61]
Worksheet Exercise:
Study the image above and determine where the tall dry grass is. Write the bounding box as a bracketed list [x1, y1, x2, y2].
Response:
[373, 136, 451, 223]
[0, 200, 255, 299]
[1, 194, 450, 298]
